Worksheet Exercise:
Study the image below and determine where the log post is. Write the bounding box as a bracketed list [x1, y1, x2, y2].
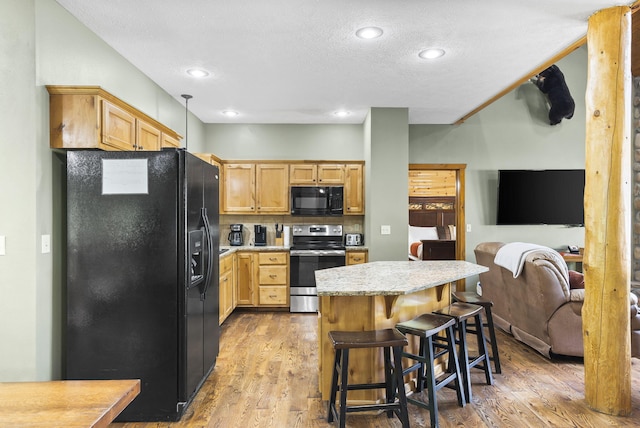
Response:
[584, 6, 632, 415]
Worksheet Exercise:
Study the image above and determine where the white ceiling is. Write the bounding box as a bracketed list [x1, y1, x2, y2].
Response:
[54, 0, 633, 125]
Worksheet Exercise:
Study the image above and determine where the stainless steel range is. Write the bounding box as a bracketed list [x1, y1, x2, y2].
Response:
[289, 224, 345, 312]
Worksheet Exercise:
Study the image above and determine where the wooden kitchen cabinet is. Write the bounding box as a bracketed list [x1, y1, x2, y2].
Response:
[236, 252, 257, 307]
[344, 163, 364, 215]
[219, 253, 236, 324]
[102, 100, 136, 150]
[135, 118, 162, 151]
[256, 164, 289, 213]
[289, 163, 345, 185]
[289, 164, 317, 185]
[346, 250, 368, 265]
[47, 86, 181, 151]
[257, 252, 289, 307]
[222, 164, 256, 213]
[222, 163, 288, 214]
[162, 132, 180, 148]
[318, 164, 345, 184]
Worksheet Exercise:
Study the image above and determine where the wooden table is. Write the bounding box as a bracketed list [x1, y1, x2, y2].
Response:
[560, 252, 584, 272]
[315, 260, 488, 401]
[0, 379, 140, 427]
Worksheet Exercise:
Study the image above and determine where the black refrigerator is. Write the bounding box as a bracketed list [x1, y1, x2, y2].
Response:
[63, 149, 219, 421]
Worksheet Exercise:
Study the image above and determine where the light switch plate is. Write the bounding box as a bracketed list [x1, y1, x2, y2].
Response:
[381, 225, 391, 235]
[41, 234, 51, 254]
[0, 235, 5, 255]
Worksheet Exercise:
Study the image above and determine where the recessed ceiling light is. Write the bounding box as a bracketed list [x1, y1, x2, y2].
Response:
[355, 27, 383, 39]
[186, 68, 210, 78]
[418, 48, 446, 59]
[222, 110, 239, 118]
[333, 110, 351, 118]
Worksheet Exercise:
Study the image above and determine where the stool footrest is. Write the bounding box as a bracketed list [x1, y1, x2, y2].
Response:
[344, 402, 403, 414]
[345, 382, 387, 391]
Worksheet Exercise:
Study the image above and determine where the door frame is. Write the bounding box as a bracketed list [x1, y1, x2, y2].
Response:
[409, 163, 467, 289]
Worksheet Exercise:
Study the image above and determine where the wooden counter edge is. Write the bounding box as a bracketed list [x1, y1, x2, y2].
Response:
[97, 379, 141, 428]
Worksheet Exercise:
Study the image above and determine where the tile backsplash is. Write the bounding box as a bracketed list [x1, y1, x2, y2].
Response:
[219, 215, 363, 247]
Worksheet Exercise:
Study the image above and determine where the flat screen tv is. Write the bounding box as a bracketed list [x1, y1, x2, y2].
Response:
[496, 169, 585, 226]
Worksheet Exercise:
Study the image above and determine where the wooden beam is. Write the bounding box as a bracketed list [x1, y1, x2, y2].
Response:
[584, 6, 632, 416]
[632, 3, 640, 76]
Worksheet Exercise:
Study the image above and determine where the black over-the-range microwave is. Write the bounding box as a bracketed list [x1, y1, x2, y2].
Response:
[290, 186, 343, 216]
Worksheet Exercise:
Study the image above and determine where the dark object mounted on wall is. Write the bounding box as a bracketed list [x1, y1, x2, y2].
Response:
[534, 64, 575, 125]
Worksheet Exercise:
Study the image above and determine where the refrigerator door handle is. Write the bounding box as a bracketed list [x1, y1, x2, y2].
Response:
[201, 207, 213, 300]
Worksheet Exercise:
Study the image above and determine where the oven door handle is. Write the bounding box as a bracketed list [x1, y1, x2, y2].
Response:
[290, 250, 346, 257]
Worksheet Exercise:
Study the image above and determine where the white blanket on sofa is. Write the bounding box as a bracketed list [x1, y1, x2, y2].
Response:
[494, 242, 551, 278]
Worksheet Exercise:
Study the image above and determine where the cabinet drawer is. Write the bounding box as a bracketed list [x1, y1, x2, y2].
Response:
[259, 286, 288, 305]
[347, 252, 367, 265]
[259, 265, 287, 285]
[220, 254, 234, 273]
[258, 252, 288, 265]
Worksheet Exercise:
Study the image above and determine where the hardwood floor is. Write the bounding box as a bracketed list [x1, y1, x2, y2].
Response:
[112, 311, 640, 428]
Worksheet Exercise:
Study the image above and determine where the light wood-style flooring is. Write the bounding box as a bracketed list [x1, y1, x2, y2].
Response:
[112, 311, 640, 427]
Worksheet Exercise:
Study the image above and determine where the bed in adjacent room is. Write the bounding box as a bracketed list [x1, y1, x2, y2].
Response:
[408, 196, 457, 260]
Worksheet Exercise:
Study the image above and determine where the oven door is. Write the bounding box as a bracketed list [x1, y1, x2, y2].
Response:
[289, 250, 346, 312]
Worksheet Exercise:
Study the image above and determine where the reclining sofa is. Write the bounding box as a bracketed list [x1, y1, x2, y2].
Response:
[474, 242, 640, 358]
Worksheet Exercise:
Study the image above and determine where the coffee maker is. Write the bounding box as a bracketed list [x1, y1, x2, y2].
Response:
[254, 225, 267, 246]
[228, 224, 244, 246]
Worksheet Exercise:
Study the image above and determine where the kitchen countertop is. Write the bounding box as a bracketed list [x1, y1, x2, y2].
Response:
[315, 260, 488, 297]
[219, 245, 368, 257]
[219, 245, 289, 257]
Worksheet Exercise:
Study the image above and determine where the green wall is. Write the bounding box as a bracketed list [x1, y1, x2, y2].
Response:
[410, 46, 587, 264]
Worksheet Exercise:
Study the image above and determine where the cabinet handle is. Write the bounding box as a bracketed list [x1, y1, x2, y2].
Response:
[269, 257, 277, 261]
[353, 257, 362, 261]
[269, 274, 277, 278]
[269, 294, 277, 298]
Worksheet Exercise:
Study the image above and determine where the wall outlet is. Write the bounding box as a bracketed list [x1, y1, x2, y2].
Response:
[41, 234, 51, 254]
[381, 225, 391, 235]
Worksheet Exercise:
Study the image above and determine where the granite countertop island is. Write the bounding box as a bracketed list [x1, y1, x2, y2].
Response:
[316, 260, 488, 296]
[315, 259, 488, 401]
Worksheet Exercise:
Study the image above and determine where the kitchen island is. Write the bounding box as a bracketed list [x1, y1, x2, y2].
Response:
[315, 260, 488, 401]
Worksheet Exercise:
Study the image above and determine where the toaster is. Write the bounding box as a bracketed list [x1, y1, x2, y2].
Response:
[344, 233, 364, 246]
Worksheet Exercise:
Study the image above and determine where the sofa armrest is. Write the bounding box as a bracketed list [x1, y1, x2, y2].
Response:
[569, 289, 585, 302]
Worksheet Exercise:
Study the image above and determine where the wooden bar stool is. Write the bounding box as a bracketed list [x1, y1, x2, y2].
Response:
[327, 328, 410, 428]
[452, 291, 502, 374]
[395, 314, 466, 428]
[434, 302, 493, 402]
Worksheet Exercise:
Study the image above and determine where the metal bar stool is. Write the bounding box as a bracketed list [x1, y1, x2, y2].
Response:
[452, 291, 502, 374]
[327, 328, 410, 428]
[395, 314, 466, 428]
[433, 302, 493, 402]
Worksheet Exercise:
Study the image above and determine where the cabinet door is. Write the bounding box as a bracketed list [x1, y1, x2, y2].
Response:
[101, 99, 136, 151]
[289, 164, 317, 184]
[49, 94, 101, 149]
[256, 164, 289, 213]
[347, 251, 367, 265]
[136, 119, 162, 151]
[317, 164, 345, 184]
[223, 164, 256, 213]
[236, 253, 257, 306]
[219, 269, 233, 324]
[344, 164, 364, 215]
[161, 132, 180, 148]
